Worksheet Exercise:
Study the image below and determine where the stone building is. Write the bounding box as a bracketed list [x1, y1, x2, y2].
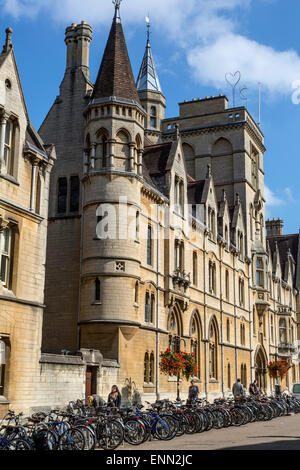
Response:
[39, 2, 299, 403]
[0, 28, 55, 415]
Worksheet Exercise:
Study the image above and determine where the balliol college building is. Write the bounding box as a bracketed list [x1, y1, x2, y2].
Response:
[0, 2, 300, 413]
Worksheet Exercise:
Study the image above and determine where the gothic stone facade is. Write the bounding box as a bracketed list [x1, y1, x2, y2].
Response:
[0, 29, 55, 415]
[40, 7, 300, 402]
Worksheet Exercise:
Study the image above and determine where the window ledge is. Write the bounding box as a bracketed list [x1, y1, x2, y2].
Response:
[91, 301, 102, 306]
[143, 383, 155, 389]
[0, 173, 19, 186]
[134, 303, 139, 308]
[0, 396, 10, 405]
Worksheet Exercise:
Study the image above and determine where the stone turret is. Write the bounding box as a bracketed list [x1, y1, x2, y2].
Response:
[80, 2, 144, 360]
[266, 218, 284, 237]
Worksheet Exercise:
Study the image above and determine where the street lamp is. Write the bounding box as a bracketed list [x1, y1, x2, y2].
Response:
[174, 336, 186, 402]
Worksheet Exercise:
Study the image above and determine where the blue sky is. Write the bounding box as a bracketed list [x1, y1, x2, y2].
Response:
[0, 0, 299, 234]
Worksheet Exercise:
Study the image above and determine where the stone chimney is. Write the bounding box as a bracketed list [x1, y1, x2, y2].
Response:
[2, 27, 13, 53]
[266, 218, 284, 237]
[65, 21, 92, 73]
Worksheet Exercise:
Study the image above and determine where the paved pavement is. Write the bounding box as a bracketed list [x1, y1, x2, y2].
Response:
[121, 413, 300, 450]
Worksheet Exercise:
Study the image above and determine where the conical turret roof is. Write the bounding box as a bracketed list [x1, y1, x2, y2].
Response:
[92, 5, 141, 104]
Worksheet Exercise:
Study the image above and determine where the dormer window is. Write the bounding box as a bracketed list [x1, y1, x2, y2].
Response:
[3, 118, 16, 177]
[256, 258, 264, 287]
[175, 176, 184, 215]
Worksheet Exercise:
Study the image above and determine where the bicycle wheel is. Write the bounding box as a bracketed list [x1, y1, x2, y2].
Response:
[124, 418, 146, 446]
[58, 428, 85, 451]
[97, 420, 124, 450]
[153, 417, 171, 440]
[9, 438, 32, 450]
[75, 425, 96, 450]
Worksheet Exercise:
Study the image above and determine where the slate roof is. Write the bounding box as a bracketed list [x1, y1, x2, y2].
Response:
[92, 8, 141, 104]
[136, 39, 162, 93]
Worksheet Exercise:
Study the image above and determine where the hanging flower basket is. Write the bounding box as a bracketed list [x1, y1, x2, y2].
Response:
[268, 360, 288, 378]
[159, 349, 198, 381]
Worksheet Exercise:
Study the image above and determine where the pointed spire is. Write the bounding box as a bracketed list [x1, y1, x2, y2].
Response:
[136, 18, 162, 93]
[92, 1, 140, 104]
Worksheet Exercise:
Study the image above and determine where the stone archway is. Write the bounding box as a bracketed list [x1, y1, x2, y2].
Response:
[254, 345, 268, 391]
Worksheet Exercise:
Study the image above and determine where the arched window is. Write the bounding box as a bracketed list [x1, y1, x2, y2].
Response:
[191, 315, 200, 379]
[145, 292, 150, 323]
[239, 278, 245, 307]
[209, 320, 218, 380]
[150, 106, 157, 128]
[57, 177, 68, 214]
[225, 270, 229, 300]
[144, 352, 149, 383]
[193, 252, 198, 286]
[0, 340, 6, 396]
[270, 314, 274, 343]
[209, 261, 216, 294]
[95, 278, 101, 302]
[226, 319, 230, 342]
[150, 293, 155, 324]
[279, 318, 287, 344]
[102, 136, 107, 168]
[134, 281, 139, 304]
[116, 130, 130, 171]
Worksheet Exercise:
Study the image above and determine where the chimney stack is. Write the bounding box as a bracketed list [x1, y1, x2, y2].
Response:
[2, 27, 13, 53]
[65, 22, 92, 73]
[266, 218, 284, 237]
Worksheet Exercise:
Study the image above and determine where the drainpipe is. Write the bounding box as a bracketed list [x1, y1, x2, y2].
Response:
[77, 160, 85, 351]
[233, 252, 238, 379]
[203, 232, 208, 397]
[219, 242, 224, 397]
[156, 203, 160, 400]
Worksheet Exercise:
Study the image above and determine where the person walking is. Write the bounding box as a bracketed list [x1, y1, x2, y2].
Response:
[187, 380, 199, 404]
[107, 385, 122, 410]
[232, 378, 244, 399]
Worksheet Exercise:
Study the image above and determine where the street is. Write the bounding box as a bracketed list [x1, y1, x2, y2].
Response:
[121, 413, 300, 450]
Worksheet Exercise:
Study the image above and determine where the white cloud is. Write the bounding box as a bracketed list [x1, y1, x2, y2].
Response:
[264, 185, 284, 207]
[1, 0, 300, 96]
[187, 33, 300, 95]
[284, 187, 295, 202]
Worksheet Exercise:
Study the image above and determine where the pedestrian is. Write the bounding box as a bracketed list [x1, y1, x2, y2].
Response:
[187, 379, 199, 404]
[249, 379, 260, 396]
[232, 378, 244, 399]
[107, 385, 121, 410]
[87, 394, 105, 407]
